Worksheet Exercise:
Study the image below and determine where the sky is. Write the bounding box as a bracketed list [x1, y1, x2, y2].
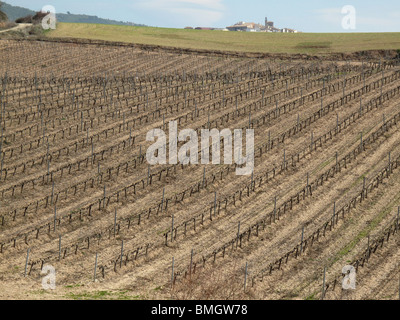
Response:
[5, 0, 400, 32]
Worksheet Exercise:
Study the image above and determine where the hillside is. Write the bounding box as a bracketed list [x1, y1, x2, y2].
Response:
[1, 39, 400, 300]
[47, 23, 400, 55]
[0, 1, 8, 21]
[1, 1, 145, 26]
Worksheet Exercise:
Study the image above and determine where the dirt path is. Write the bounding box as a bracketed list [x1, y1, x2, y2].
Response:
[0, 23, 32, 34]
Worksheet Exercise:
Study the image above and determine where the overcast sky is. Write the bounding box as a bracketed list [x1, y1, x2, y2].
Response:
[6, 0, 400, 32]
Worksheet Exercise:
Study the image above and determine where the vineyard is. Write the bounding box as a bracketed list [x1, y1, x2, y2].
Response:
[0, 39, 399, 300]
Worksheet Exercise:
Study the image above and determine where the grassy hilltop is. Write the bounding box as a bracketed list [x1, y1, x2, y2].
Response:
[47, 22, 400, 55]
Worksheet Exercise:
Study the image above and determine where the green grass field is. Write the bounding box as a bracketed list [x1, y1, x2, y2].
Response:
[47, 23, 400, 55]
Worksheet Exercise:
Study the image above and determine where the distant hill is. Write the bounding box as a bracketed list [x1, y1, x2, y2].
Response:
[0, 1, 10, 21]
[1, 2, 35, 21]
[57, 13, 145, 26]
[1, 1, 146, 26]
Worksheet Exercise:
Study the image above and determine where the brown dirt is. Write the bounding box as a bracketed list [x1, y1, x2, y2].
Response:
[0, 39, 399, 300]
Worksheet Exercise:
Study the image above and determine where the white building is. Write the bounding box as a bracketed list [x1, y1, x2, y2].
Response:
[282, 28, 298, 33]
[226, 17, 300, 33]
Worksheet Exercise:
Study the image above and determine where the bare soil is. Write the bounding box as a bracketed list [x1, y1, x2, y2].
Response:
[0, 39, 399, 300]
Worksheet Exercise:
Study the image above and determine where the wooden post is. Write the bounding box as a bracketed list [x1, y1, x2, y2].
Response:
[310, 132, 314, 151]
[343, 80, 345, 98]
[332, 202, 336, 227]
[336, 152, 338, 171]
[51, 181, 55, 205]
[24, 248, 30, 277]
[53, 206, 57, 232]
[236, 221, 241, 248]
[171, 257, 175, 289]
[336, 114, 339, 132]
[301, 88, 303, 104]
[58, 235, 62, 261]
[248, 111, 251, 129]
[363, 177, 366, 195]
[171, 214, 174, 243]
[268, 131, 271, 149]
[114, 208, 117, 237]
[161, 188, 165, 213]
[120, 240, 124, 268]
[236, 97, 238, 115]
[0, 149, 3, 180]
[321, 96, 323, 115]
[214, 192, 217, 216]
[103, 185, 106, 209]
[189, 249, 193, 278]
[244, 262, 248, 292]
[93, 252, 98, 282]
[47, 143, 50, 180]
[321, 267, 326, 300]
[0, 127, 3, 177]
[300, 226, 304, 253]
[283, 149, 286, 170]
